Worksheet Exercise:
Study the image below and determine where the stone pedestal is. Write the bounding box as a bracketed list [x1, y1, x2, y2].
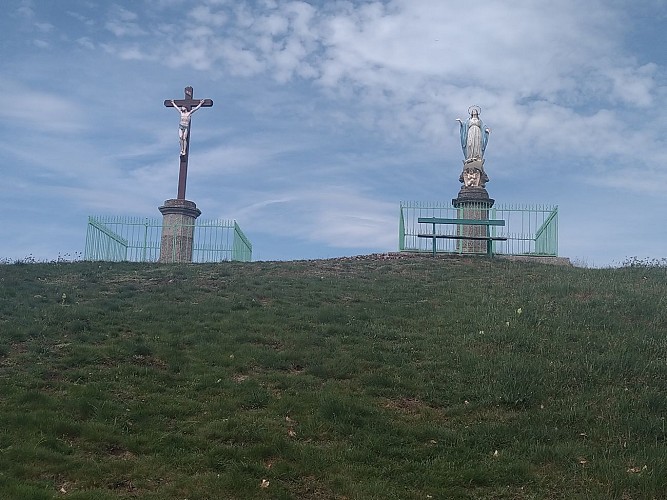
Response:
[452, 187, 495, 254]
[158, 199, 201, 263]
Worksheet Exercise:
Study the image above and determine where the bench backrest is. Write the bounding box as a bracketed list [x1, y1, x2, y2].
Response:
[417, 217, 505, 226]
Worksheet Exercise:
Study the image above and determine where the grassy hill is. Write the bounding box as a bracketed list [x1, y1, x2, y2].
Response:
[0, 255, 665, 499]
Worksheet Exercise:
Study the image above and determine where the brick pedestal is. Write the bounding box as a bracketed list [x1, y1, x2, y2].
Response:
[158, 199, 201, 263]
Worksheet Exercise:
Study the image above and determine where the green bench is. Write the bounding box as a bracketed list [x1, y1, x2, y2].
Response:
[417, 217, 507, 257]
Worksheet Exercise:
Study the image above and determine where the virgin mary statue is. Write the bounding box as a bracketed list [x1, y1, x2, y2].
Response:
[457, 106, 490, 163]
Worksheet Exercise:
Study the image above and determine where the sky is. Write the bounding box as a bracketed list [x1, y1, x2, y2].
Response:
[1, 0, 666, 266]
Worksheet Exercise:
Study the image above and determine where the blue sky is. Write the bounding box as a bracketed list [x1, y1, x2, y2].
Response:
[1, 0, 666, 265]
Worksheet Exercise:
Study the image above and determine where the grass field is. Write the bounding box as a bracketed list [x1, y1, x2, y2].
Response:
[0, 255, 665, 499]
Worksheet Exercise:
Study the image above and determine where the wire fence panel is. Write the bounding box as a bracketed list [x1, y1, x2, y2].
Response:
[85, 216, 252, 262]
[399, 202, 558, 256]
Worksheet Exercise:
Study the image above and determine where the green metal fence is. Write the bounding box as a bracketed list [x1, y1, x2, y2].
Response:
[399, 201, 558, 256]
[85, 216, 252, 262]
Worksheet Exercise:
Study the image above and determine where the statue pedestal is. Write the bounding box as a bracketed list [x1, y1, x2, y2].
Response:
[158, 199, 201, 263]
[452, 187, 495, 254]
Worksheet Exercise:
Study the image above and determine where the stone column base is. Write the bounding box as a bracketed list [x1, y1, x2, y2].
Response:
[452, 188, 495, 254]
[158, 199, 202, 263]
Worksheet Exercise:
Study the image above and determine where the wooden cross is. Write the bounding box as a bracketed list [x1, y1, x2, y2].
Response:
[164, 86, 213, 200]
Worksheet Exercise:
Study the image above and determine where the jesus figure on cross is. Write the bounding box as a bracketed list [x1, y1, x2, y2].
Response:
[170, 99, 206, 155]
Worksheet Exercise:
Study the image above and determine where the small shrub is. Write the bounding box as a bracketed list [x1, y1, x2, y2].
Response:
[133, 343, 152, 357]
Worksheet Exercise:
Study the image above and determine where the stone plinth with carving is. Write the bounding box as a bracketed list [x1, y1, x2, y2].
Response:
[158, 199, 201, 263]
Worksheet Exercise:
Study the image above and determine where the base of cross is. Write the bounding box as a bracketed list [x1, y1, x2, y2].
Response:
[158, 198, 201, 218]
[158, 199, 202, 263]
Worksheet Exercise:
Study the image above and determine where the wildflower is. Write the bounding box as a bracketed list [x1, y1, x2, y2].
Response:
[260, 479, 270, 488]
[516, 308, 523, 315]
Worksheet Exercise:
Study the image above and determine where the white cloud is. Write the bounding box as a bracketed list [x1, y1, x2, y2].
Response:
[32, 39, 50, 49]
[34, 22, 54, 33]
[105, 5, 146, 37]
[76, 37, 95, 50]
[117, 45, 150, 60]
[607, 63, 657, 107]
[235, 186, 396, 249]
[16, 0, 34, 19]
[190, 141, 299, 176]
[0, 80, 86, 134]
[67, 10, 96, 27]
[189, 5, 228, 27]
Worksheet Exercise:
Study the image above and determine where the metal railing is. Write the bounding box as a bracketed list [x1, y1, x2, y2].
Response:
[399, 201, 558, 256]
[84, 216, 252, 262]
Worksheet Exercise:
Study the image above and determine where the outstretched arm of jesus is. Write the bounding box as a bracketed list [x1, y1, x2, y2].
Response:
[170, 100, 182, 113]
[190, 99, 206, 114]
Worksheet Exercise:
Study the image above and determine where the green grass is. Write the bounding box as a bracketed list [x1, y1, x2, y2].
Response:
[0, 255, 666, 499]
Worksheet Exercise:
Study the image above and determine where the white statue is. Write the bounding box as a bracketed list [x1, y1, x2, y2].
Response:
[456, 106, 490, 163]
[170, 99, 206, 156]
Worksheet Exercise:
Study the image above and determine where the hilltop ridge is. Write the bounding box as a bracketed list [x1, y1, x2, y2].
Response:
[0, 257, 665, 499]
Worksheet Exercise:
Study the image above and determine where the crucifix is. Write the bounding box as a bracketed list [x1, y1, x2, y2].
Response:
[164, 86, 213, 200]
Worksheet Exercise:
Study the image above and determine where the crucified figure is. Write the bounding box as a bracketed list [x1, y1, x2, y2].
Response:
[170, 99, 206, 155]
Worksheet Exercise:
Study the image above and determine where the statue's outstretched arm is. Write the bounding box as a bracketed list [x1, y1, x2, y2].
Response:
[190, 100, 205, 113]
